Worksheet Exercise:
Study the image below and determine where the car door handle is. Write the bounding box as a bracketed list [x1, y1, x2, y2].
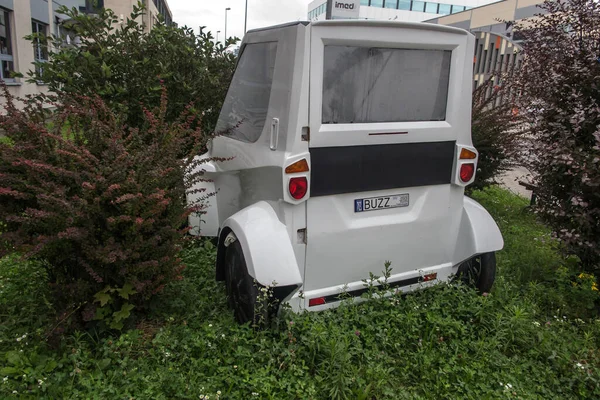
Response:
[270, 118, 279, 151]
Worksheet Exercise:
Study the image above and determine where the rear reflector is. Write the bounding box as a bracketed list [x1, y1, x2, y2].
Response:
[309, 297, 326, 307]
[460, 149, 477, 159]
[289, 177, 308, 200]
[423, 273, 438, 282]
[460, 163, 475, 183]
[285, 159, 309, 174]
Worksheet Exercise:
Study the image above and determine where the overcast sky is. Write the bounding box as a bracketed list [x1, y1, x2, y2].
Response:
[168, 0, 308, 43]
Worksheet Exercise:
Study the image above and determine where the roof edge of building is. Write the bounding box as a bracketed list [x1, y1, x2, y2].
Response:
[424, 0, 510, 23]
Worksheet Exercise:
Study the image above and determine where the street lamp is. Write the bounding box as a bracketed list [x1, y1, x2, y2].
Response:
[224, 7, 231, 44]
[244, 0, 248, 34]
[216, 30, 221, 43]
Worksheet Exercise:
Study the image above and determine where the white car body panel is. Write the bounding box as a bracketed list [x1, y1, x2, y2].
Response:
[186, 158, 219, 237]
[221, 201, 303, 287]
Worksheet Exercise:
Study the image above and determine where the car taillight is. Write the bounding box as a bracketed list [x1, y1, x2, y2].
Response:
[309, 297, 326, 307]
[289, 177, 308, 200]
[460, 148, 477, 160]
[460, 163, 475, 182]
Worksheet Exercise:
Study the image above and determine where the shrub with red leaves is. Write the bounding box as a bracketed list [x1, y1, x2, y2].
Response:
[0, 86, 214, 332]
[512, 0, 600, 270]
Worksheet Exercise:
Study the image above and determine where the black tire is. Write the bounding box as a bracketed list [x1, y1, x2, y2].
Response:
[457, 252, 497, 293]
[223, 237, 270, 326]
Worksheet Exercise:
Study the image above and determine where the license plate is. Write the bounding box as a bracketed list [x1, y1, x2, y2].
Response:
[354, 194, 409, 213]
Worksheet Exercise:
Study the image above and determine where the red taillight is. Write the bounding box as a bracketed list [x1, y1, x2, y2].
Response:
[309, 297, 326, 307]
[289, 177, 308, 200]
[460, 163, 475, 183]
[423, 273, 438, 282]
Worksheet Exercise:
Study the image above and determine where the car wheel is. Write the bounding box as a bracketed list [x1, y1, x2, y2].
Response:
[223, 235, 270, 326]
[457, 252, 496, 293]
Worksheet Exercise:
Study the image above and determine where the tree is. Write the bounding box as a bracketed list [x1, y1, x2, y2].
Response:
[512, 0, 600, 269]
[28, 3, 237, 134]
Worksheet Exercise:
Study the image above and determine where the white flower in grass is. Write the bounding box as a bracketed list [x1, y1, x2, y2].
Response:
[252, 393, 259, 396]
[533, 321, 541, 327]
[217, 391, 222, 395]
[575, 362, 585, 370]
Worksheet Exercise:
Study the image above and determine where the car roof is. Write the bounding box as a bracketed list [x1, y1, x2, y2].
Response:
[246, 19, 468, 36]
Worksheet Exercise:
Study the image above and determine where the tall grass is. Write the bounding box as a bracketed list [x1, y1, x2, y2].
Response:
[1, 187, 599, 399]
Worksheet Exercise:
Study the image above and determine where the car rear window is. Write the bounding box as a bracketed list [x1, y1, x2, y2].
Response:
[322, 46, 452, 124]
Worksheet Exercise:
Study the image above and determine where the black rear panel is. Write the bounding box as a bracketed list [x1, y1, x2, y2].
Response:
[310, 141, 456, 197]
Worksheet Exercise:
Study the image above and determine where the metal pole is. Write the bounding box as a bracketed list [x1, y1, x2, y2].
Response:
[244, 0, 248, 34]
[224, 7, 231, 43]
[216, 30, 220, 43]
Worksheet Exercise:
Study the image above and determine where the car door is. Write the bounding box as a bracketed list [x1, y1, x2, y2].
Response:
[304, 21, 475, 295]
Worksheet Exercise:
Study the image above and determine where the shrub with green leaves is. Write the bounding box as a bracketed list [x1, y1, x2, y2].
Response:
[28, 2, 237, 134]
[0, 87, 212, 333]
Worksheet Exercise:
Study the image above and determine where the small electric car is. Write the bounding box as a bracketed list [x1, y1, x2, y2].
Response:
[187, 20, 504, 324]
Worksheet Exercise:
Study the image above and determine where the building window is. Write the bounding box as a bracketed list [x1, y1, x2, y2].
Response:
[451, 5, 465, 13]
[398, 0, 411, 10]
[425, 2, 438, 13]
[384, 0, 397, 8]
[437, 3, 451, 14]
[0, 8, 14, 82]
[79, 0, 104, 13]
[370, 0, 384, 7]
[411, 1, 425, 12]
[32, 20, 48, 77]
[361, 0, 370, 5]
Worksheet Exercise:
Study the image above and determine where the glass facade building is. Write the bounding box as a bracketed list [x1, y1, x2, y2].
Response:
[308, 0, 495, 22]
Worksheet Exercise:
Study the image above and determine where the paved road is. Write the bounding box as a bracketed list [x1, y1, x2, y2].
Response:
[499, 166, 532, 198]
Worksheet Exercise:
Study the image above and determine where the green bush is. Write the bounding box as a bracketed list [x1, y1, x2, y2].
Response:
[0, 88, 211, 333]
[28, 2, 237, 134]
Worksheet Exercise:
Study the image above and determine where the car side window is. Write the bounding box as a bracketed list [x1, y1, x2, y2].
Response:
[215, 42, 278, 143]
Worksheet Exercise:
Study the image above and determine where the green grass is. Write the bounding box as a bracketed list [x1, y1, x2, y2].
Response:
[1, 187, 599, 399]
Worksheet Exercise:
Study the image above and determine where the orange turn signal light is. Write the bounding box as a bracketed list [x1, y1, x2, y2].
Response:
[285, 159, 309, 174]
[460, 148, 477, 160]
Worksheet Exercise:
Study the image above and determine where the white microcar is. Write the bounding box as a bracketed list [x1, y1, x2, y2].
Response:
[188, 20, 504, 324]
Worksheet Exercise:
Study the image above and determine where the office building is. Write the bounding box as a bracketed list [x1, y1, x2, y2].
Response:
[0, 0, 172, 102]
[308, 0, 501, 23]
[427, 0, 544, 96]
